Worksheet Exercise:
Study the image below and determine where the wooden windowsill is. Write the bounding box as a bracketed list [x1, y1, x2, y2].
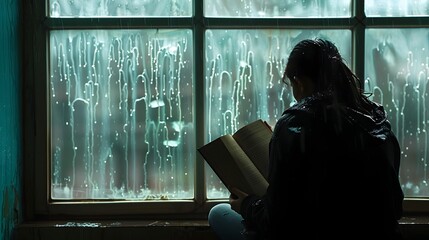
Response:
[13, 216, 429, 240]
[13, 220, 216, 240]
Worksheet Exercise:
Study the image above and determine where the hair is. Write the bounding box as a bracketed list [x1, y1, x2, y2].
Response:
[283, 38, 372, 113]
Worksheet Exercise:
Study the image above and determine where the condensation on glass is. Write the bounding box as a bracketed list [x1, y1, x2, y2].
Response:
[49, 0, 192, 17]
[365, 28, 429, 198]
[204, 29, 352, 199]
[50, 29, 194, 200]
[365, 0, 429, 17]
[204, 0, 351, 18]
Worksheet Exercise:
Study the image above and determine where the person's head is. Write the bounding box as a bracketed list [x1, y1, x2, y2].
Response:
[283, 38, 367, 109]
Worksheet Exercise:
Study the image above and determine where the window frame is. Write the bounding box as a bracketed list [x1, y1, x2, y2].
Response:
[22, 0, 429, 220]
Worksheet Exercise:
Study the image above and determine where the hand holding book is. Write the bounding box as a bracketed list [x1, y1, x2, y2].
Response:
[229, 187, 249, 213]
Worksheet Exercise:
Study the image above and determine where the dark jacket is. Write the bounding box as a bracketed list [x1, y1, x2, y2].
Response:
[240, 94, 404, 239]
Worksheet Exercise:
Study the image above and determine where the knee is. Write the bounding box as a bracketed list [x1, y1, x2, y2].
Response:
[208, 203, 231, 225]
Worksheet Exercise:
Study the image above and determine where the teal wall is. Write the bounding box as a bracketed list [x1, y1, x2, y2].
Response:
[0, 0, 22, 239]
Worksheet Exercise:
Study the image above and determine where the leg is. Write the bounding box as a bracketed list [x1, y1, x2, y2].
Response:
[208, 203, 247, 240]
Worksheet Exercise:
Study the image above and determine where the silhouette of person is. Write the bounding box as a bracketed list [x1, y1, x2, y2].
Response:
[208, 38, 404, 240]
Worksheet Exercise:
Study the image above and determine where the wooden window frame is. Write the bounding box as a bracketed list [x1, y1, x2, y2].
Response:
[21, 0, 429, 220]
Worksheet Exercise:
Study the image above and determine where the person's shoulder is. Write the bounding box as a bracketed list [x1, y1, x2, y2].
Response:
[281, 98, 318, 121]
[275, 102, 315, 132]
[279, 106, 310, 124]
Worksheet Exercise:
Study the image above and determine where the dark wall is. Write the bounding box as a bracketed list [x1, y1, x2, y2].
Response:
[0, 0, 22, 239]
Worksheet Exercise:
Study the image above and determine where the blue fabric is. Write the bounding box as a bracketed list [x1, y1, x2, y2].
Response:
[208, 203, 247, 240]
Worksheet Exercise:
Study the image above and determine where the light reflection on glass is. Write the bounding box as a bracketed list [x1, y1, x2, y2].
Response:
[204, 0, 351, 18]
[366, 0, 429, 17]
[50, 29, 195, 200]
[49, 0, 192, 17]
[366, 28, 429, 197]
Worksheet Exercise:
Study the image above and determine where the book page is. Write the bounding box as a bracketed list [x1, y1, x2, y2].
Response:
[198, 135, 268, 196]
[233, 120, 272, 179]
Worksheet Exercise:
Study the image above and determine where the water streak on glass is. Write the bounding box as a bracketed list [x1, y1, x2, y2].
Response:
[50, 29, 194, 200]
[365, 28, 429, 197]
[366, 0, 429, 17]
[204, 29, 351, 198]
[204, 0, 351, 18]
[50, 0, 192, 17]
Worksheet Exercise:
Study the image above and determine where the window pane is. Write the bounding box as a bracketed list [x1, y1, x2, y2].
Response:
[365, 0, 429, 17]
[204, 29, 352, 199]
[49, 0, 192, 17]
[204, 0, 351, 18]
[50, 29, 194, 200]
[365, 28, 429, 197]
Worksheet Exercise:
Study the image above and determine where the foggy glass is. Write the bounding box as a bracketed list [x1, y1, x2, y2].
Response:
[204, 0, 351, 18]
[365, 0, 429, 17]
[204, 29, 352, 199]
[50, 29, 195, 200]
[49, 0, 192, 17]
[365, 28, 429, 197]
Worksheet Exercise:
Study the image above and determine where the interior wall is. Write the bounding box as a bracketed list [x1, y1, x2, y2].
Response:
[0, 0, 22, 239]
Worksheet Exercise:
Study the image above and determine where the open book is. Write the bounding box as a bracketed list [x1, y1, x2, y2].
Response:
[198, 119, 273, 197]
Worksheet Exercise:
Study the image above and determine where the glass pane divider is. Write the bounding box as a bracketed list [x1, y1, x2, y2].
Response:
[363, 17, 429, 27]
[45, 18, 195, 29]
[194, 0, 206, 203]
[203, 18, 358, 29]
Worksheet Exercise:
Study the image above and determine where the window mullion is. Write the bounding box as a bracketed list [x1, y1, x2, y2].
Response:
[194, 0, 206, 204]
[352, 0, 365, 84]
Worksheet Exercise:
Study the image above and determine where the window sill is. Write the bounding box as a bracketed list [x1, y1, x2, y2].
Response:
[13, 220, 216, 240]
[13, 217, 429, 240]
[400, 215, 429, 240]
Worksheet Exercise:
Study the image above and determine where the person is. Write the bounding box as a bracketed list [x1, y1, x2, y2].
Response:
[208, 38, 404, 239]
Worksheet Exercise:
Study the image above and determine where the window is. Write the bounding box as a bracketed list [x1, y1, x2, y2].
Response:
[50, 29, 194, 201]
[23, 0, 429, 219]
